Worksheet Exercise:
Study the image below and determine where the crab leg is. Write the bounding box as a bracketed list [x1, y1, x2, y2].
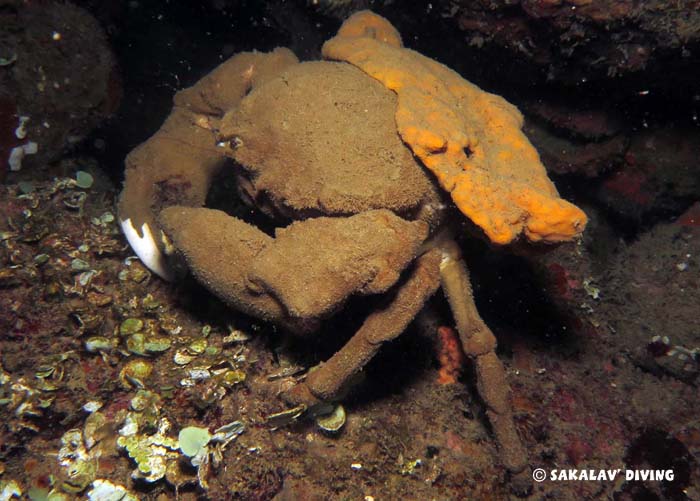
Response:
[283, 248, 442, 406]
[438, 236, 528, 475]
[118, 48, 298, 280]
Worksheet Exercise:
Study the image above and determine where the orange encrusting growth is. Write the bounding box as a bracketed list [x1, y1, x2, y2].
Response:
[334, 10, 403, 48]
[323, 11, 588, 245]
[436, 326, 467, 385]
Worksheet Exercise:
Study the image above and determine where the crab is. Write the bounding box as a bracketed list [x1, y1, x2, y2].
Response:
[118, 11, 587, 482]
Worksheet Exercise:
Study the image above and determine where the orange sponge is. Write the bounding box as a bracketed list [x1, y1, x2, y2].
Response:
[436, 326, 466, 385]
[323, 11, 587, 244]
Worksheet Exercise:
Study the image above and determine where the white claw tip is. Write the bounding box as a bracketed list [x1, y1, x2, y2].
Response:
[120, 218, 175, 281]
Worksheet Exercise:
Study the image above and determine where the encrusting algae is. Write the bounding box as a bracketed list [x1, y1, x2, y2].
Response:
[324, 10, 587, 245]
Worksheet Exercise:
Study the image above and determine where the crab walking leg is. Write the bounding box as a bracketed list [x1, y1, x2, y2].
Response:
[439, 238, 528, 475]
[284, 249, 442, 406]
[118, 48, 299, 280]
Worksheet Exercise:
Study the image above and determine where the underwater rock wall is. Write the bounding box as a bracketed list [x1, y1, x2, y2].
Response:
[0, 2, 119, 180]
[444, 0, 700, 87]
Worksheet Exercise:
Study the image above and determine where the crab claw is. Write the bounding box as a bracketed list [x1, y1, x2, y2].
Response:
[118, 48, 300, 282]
[120, 217, 175, 281]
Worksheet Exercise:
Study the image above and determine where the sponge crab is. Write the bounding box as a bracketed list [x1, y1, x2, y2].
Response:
[119, 11, 586, 479]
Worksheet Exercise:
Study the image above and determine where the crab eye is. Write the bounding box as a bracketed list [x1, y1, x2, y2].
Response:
[217, 136, 243, 150]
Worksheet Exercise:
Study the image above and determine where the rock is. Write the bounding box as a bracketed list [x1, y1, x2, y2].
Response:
[448, 0, 700, 89]
[526, 120, 627, 177]
[597, 127, 700, 224]
[0, 2, 120, 179]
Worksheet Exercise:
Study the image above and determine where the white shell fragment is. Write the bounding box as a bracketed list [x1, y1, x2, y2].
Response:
[15, 116, 29, 139]
[265, 404, 307, 427]
[87, 479, 139, 501]
[118, 414, 139, 437]
[222, 329, 251, 344]
[212, 420, 245, 446]
[82, 400, 103, 413]
[173, 349, 195, 365]
[0, 480, 22, 500]
[188, 368, 212, 380]
[8, 142, 38, 172]
[315, 404, 346, 434]
[116, 418, 179, 483]
[178, 426, 212, 458]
